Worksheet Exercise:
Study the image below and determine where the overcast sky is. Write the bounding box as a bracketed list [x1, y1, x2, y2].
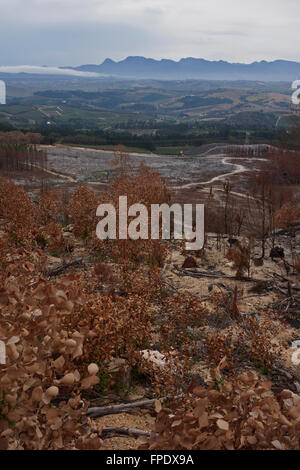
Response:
[0, 0, 300, 66]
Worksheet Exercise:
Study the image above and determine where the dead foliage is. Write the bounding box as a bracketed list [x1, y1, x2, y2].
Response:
[0, 251, 103, 449]
[226, 241, 251, 279]
[0, 146, 297, 451]
[140, 360, 300, 450]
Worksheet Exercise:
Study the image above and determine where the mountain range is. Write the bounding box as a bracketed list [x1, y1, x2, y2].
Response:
[73, 57, 300, 81]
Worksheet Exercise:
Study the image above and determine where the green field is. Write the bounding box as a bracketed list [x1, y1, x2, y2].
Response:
[0, 74, 292, 132]
[0, 74, 297, 151]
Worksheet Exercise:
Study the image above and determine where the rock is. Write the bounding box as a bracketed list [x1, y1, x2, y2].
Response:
[182, 256, 197, 268]
[140, 350, 167, 369]
[270, 247, 285, 260]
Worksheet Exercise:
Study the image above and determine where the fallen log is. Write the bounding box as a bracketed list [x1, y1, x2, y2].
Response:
[87, 394, 184, 419]
[87, 398, 158, 418]
[172, 264, 265, 283]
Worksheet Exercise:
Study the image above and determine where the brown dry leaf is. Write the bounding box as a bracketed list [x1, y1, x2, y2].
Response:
[198, 412, 209, 430]
[171, 420, 182, 428]
[31, 386, 43, 402]
[50, 418, 63, 431]
[23, 262, 34, 272]
[98, 424, 103, 435]
[272, 440, 283, 450]
[216, 419, 229, 431]
[76, 435, 102, 450]
[60, 373, 75, 386]
[81, 375, 99, 390]
[155, 400, 162, 414]
[247, 435, 257, 445]
[192, 386, 206, 398]
[53, 355, 65, 370]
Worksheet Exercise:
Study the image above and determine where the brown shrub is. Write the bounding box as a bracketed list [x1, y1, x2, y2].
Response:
[226, 242, 250, 278]
[0, 256, 102, 450]
[140, 365, 300, 450]
[0, 179, 38, 246]
[99, 162, 171, 266]
[68, 185, 98, 239]
[274, 202, 300, 229]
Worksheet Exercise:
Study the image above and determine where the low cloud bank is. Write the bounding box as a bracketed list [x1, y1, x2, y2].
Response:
[0, 65, 101, 77]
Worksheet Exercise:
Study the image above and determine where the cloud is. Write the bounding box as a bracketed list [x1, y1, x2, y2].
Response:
[0, 65, 101, 77]
[0, 21, 161, 66]
[0, 0, 299, 65]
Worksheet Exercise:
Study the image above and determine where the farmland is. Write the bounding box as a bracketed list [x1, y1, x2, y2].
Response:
[0, 73, 295, 131]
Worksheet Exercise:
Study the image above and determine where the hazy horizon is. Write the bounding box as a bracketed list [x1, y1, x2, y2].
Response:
[2, 56, 300, 72]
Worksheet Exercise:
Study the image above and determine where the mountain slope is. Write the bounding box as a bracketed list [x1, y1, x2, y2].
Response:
[74, 57, 300, 81]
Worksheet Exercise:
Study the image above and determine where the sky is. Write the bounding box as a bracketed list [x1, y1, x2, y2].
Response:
[0, 0, 300, 67]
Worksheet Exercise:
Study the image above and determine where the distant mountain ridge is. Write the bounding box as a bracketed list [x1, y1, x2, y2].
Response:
[74, 56, 300, 81]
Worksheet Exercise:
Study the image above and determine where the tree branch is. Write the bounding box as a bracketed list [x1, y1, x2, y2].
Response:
[46, 258, 84, 277]
[94, 426, 151, 439]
